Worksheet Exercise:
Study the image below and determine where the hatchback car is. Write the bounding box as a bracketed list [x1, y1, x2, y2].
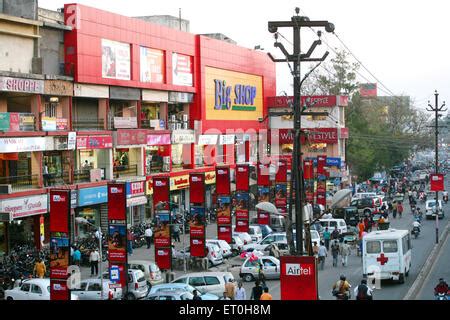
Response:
[5, 278, 79, 300]
[145, 289, 194, 300]
[232, 231, 253, 245]
[148, 283, 219, 300]
[171, 272, 234, 296]
[243, 233, 287, 251]
[206, 239, 233, 259]
[128, 260, 164, 286]
[239, 256, 280, 282]
[425, 199, 444, 219]
[101, 269, 148, 300]
[71, 278, 122, 300]
[247, 226, 263, 243]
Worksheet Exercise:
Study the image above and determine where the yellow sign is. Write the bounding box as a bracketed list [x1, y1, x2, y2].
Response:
[205, 67, 263, 121]
[146, 179, 153, 195]
[170, 174, 190, 191]
[205, 171, 216, 185]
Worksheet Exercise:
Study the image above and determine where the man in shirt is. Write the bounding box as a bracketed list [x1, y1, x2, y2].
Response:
[318, 241, 328, 270]
[354, 278, 373, 300]
[323, 227, 331, 250]
[33, 259, 46, 278]
[340, 240, 350, 267]
[235, 281, 247, 300]
[331, 227, 340, 241]
[89, 249, 100, 276]
[144, 225, 153, 249]
[72, 247, 81, 266]
[225, 279, 236, 300]
[331, 240, 340, 267]
[260, 287, 272, 300]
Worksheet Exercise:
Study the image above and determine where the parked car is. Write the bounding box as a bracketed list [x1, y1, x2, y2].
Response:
[128, 260, 164, 286]
[310, 229, 321, 245]
[171, 272, 234, 296]
[243, 233, 287, 252]
[230, 235, 244, 255]
[318, 219, 348, 235]
[71, 278, 122, 300]
[250, 216, 286, 232]
[206, 239, 233, 259]
[101, 269, 148, 300]
[262, 240, 290, 256]
[350, 197, 379, 216]
[206, 242, 224, 266]
[425, 199, 445, 219]
[239, 256, 280, 282]
[256, 224, 274, 238]
[232, 231, 253, 245]
[351, 192, 377, 202]
[148, 283, 219, 300]
[247, 225, 263, 243]
[5, 278, 79, 300]
[145, 289, 194, 300]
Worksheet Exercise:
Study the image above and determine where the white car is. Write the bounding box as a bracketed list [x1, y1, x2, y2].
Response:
[5, 278, 79, 300]
[232, 231, 253, 245]
[71, 278, 122, 300]
[206, 239, 233, 259]
[239, 256, 280, 282]
[230, 235, 244, 255]
[128, 260, 164, 286]
[148, 283, 219, 300]
[310, 230, 321, 246]
[248, 225, 263, 243]
[171, 272, 234, 296]
[425, 199, 444, 219]
[243, 233, 287, 252]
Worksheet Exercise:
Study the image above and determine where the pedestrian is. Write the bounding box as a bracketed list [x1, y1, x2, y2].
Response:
[358, 219, 365, 239]
[331, 226, 340, 241]
[172, 223, 181, 242]
[318, 241, 328, 270]
[127, 229, 134, 255]
[144, 225, 153, 249]
[89, 249, 100, 276]
[312, 241, 320, 259]
[43, 162, 50, 187]
[354, 278, 373, 300]
[33, 258, 46, 278]
[363, 217, 369, 232]
[256, 261, 266, 288]
[235, 281, 247, 300]
[392, 201, 398, 219]
[397, 201, 403, 218]
[332, 275, 351, 300]
[268, 243, 281, 259]
[260, 287, 272, 300]
[219, 291, 231, 300]
[225, 279, 235, 300]
[340, 240, 350, 267]
[192, 290, 202, 301]
[250, 280, 263, 301]
[323, 227, 331, 250]
[72, 247, 81, 266]
[331, 240, 340, 267]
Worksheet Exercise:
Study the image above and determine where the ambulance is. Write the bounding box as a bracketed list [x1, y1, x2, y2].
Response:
[362, 229, 412, 283]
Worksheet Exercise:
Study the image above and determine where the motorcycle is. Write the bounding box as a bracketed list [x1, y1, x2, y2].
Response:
[444, 195, 448, 203]
[412, 226, 420, 239]
[436, 292, 448, 300]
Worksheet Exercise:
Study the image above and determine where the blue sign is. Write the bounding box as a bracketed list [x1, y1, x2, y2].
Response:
[78, 186, 108, 207]
[307, 157, 342, 169]
[110, 265, 120, 282]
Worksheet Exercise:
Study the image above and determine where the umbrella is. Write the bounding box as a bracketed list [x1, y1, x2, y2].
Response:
[331, 189, 352, 209]
[255, 202, 280, 215]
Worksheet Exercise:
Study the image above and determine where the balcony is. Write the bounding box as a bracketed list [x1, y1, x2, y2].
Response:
[141, 119, 166, 130]
[72, 119, 105, 131]
[44, 172, 71, 187]
[74, 168, 106, 184]
[0, 174, 40, 192]
[109, 117, 138, 130]
[0, 113, 36, 132]
[113, 164, 138, 179]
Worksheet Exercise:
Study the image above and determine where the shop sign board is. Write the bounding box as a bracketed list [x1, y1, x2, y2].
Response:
[280, 256, 318, 300]
[101, 39, 131, 80]
[126, 196, 148, 207]
[76, 135, 113, 149]
[268, 95, 338, 108]
[170, 175, 190, 191]
[140, 47, 164, 83]
[147, 134, 171, 146]
[0, 113, 10, 131]
[205, 171, 216, 185]
[0, 137, 47, 153]
[116, 129, 148, 146]
[42, 117, 57, 131]
[68, 132, 77, 150]
[171, 130, 195, 144]
[0, 194, 48, 219]
[126, 181, 146, 198]
[113, 117, 137, 129]
[44, 80, 73, 96]
[0, 76, 44, 94]
[168, 92, 193, 103]
[171, 53, 193, 86]
[198, 135, 218, 145]
[78, 186, 108, 207]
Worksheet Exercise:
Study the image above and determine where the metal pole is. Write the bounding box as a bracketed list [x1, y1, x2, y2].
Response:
[435, 92, 439, 244]
[98, 229, 104, 299]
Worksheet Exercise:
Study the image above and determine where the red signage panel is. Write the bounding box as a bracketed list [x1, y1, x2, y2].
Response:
[155, 248, 171, 270]
[108, 183, 127, 220]
[257, 163, 271, 186]
[49, 190, 70, 233]
[215, 167, 231, 195]
[77, 135, 113, 149]
[236, 164, 250, 191]
[268, 95, 338, 108]
[217, 225, 232, 243]
[303, 160, 314, 180]
[430, 174, 445, 192]
[154, 223, 171, 248]
[189, 173, 205, 204]
[257, 210, 270, 225]
[50, 280, 70, 301]
[317, 155, 327, 175]
[316, 193, 326, 206]
[275, 160, 287, 183]
[152, 177, 170, 210]
[235, 219, 249, 233]
[280, 256, 318, 300]
[116, 129, 148, 145]
[190, 238, 206, 257]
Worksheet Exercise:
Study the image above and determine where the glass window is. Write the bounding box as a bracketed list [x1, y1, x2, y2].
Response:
[180, 293, 192, 300]
[262, 259, 276, 267]
[188, 277, 206, 287]
[21, 283, 31, 292]
[261, 236, 274, 244]
[31, 284, 42, 294]
[72, 282, 87, 291]
[366, 241, 381, 254]
[330, 221, 337, 228]
[158, 296, 173, 300]
[204, 277, 220, 285]
[383, 240, 398, 253]
[88, 283, 102, 291]
[173, 278, 187, 284]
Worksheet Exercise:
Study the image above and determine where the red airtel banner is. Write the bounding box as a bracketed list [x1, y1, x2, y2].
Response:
[107, 183, 127, 220]
[235, 219, 249, 233]
[155, 248, 171, 270]
[216, 166, 231, 195]
[257, 162, 271, 186]
[303, 160, 314, 180]
[317, 155, 327, 175]
[190, 173, 205, 204]
[190, 238, 206, 257]
[280, 256, 318, 300]
[50, 190, 70, 233]
[257, 210, 270, 225]
[152, 177, 170, 210]
[275, 159, 288, 183]
[316, 193, 326, 206]
[235, 164, 250, 191]
[218, 225, 232, 243]
[50, 279, 70, 301]
[430, 174, 445, 191]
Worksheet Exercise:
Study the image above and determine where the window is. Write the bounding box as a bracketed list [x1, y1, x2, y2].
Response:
[204, 276, 220, 285]
[261, 236, 274, 245]
[130, 264, 145, 273]
[275, 235, 286, 241]
[188, 277, 206, 287]
[245, 259, 256, 267]
[329, 221, 337, 228]
[262, 259, 277, 267]
[88, 283, 102, 291]
[159, 296, 174, 300]
[173, 278, 187, 284]
[340, 221, 346, 227]
[402, 236, 408, 253]
[21, 283, 31, 292]
[180, 293, 192, 300]
[73, 282, 88, 291]
[383, 240, 398, 253]
[31, 285, 42, 294]
[366, 241, 381, 254]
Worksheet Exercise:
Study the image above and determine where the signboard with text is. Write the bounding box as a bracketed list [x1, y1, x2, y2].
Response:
[430, 174, 445, 192]
[280, 256, 318, 300]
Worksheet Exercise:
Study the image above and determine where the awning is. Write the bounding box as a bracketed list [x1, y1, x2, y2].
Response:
[126, 196, 148, 208]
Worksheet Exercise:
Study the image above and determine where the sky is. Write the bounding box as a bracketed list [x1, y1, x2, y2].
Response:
[39, 0, 450, 112]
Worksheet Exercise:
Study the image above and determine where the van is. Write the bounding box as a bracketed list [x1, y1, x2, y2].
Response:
[318, 219, 347, 234]
[171, 272, 234, 296]
[362, 229, 412, 283]
[350, 197, 379, 216]
[250, 216, 286, 232]
[332, 207, 359, 226]
[351, 192, 377, 202]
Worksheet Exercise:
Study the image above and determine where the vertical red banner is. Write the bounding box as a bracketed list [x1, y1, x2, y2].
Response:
[234, 192, 250, 233]
[152, 177, 170, 210]
[257, 211, 270, 225]
[108, 183, 127, 220]
[275, 160, 287, 183]
[50, 280, 70, 301]
[303, 160, 314, 180]
[317, 155, 327, 175]
[236, 164, 250, 191]
[190, 238, 206, 257]
[216, 166, 232, 243]
[215, 166, 231, 195]
[280, 256, 318, 300]
[257, 162, 271, 186]
[50, 190, 70, 233]
[430, 174, 444, 191]
[218, 226, 232, 243]
[190, 173, 205, 204]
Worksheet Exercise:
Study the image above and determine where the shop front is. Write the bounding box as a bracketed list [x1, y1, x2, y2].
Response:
[146, 132, 172, 174]
[109, 86, 139, 130]
[169, 174, 190, 216]
[205, 170, 216, 210]
[141, 90, 168, 129]
[75, 185, 108, 239]
[75, 135, 113, 183]
[168, 92, 193, 131]
[124, 180, 148, 226]
[0, 194, 49, 253]
[171, 129, 195, 171]
[41, 80, 72, 132]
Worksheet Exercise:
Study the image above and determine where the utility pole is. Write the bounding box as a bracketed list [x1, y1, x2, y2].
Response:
[427, 90, 446, 244]
[268, 9, 334, 255]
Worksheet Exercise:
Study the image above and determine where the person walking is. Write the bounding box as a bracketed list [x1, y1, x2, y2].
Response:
[331, 226, 340, 241]
[323, 227, 331, 250]
[250, 280, 263, 301]
[192, 290, 202, 301]
[318, 241, 328, 270]
[89, 249, 100, 276]
[219, 292, 231, 300]
[312, 242, 320, 259]
[354, 278, 373, 300]
[260, 287, 272, 300]
[72, 247, 81, 266]
[127, 229, 134, 255]
[331, 240, 340, 267]
[235, 281, 247, 300]
[397, 201, 404, 218]
[340, 240, 350, 267]
[256, 261, 266, 288]
[33, 258, 46, 278]
[172, 223, 181, 243]
[392, 201, 398, 219]
[225, 279, 235, 300]
[144, 225, 153, 249]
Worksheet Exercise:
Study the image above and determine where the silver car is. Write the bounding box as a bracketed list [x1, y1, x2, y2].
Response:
[145, 289, 194, 300]
[148, 283, 219, 300]
[239, 256, 280, 282]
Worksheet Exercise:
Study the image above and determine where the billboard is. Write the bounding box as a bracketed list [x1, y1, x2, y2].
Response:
[215, 166, 231, 195]
[430, 174, 445, 192]
[235, 164, 250, 191]
[275, 160, 288, 183]
[280, 256, 318, 300]
[140, 47, 164, 83]
[190, 238, 206, 257]
[155, 248, 171, 270]
[275, 184, 287, 207]
[217, 196, 231, 225]
[50, 190, 70, 234]
[218, 225, 232, 243]
[154, 223, 171, 248]
[101, 39, 130, 80]
[108, 224, 127, 263]
[172, 53, 193, 86]
[360, 83, 377, 97]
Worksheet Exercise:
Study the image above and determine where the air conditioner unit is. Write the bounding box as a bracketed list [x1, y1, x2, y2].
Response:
[0, 184, 12, 195]
[183, 114, 188, 122]
[183, 122, 188, 130]
[171, 115, 176, 122]
[176, 123, 182, 130]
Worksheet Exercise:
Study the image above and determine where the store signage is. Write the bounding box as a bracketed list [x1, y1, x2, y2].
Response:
[44, 80, 73, 96]
[78, 186, 108, 207]
[113, 117, 137, 129]
[198, 135, 218, 146]
[190, 238, 206, 257]
[168, 92, 194, 103]
[306, 157, 342, 169]
[140, 47, 164, 83]
[276, 128, 339, 144]
[74, 84, 109, 98]
[0, 76, 44, 94]
[205, 171, 216, 185]
[71, 190, 78, 209]
[257, 163, 271, 186]
[214, 79, 257, 112]
[236, 164, 250, 191]
[0, 113, 10, 131]
[76, 135, 113, 149]
[147, 133, 171, 146]
[116, 129, 148, 146]
[275, 160, 288, 183]
[170, 175, 190, 191]
[267, 95, 338, 108]
[280, 256, 318, 300]
[215, 167, 231, 195]
[430, 174, 445, 192]
[171, 130, 195, 144]
[102, 39, 131, 80]
[68, 132, 77, 150]
[42, 117, 57, 131]
[126, 196, 148, 207]
[126, 181, 146, 198]
[0, 137, 47, 153]
[0, 194, 48, 219]
[219, 135, 235, 145]
[57, 118, 68, 131]
[217, 226, 232, 243]
[190, 173, 205, 204]
[171, 53, 193, 86]
[107, 183, 127, 220]
[50, 190, 70, 233]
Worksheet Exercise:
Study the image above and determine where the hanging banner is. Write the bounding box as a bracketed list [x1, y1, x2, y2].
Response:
[49, 236, 70, 279]
[189, 173, 205, 204]
[108, 224, 127, 262]
[257, 162, 271, 186]
[154, 223, 171, 247]
[215, 166, 231, 195]
[275, 160, 288, 183]
[316, 193, 326, 206]
[217, 196, 232, 225]
[280, 256, 318, 300]
[275, 184, 288, 207]
[234, 192, 249, 233]
[235, 219, 249, 233]
[50, 190, 70, 233]
[153, 176, 172, 270]
[303, 160, 314, 180]
[50, 280, 70, 301]
[257, 186, 270, 203]
[189, 207, 206, 239]
[152, 177, 170, 211]
[190, 238, 206, 257]
[235, 164, 250, 192]
[257, 211, 270, 225]
[218, 225, 232, 243]
[317, 155, 327, 175]
[430, 174, 445, 192]
[108, 183, 127, 220]
[155, 248, 171, 270]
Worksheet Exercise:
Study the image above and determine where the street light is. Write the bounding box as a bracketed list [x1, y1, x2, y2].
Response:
[75, 217, 104, 299]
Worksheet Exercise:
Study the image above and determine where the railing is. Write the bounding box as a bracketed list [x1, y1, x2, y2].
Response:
[141, 119, 166, 130]
[73, 168, 106, 184]
[45, 172, 71, 187]
[113, 164, 138, 179]
[72, 118, 105, 131]
[0, 174, 39, 192]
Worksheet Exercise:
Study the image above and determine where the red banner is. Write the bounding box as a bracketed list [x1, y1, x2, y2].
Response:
[217, 225, 232, 243]
[152, 177, 170, 210]
[50, 280, 70, 301]
[257, 210, 270, 225]
[76, 135, 113, 149]
[303, 160, 314, 180]
[275, 184, 287, 207]
[280, 256, 318, 300]
[306, 192, 314, 202]
[116, 129, 148, 145]
[430, 174, 445, 192]
[155, 248, 171, 270]
[108, 183, 127, 220]
[190, 224, 205, 238]
[154, 223, 171, 248]
[189, 173, 205, 204]
[236, 209, 249, 220]
[190, 238, 206, 257]
[360, 83, 377, 97]
[257, 162, 271, 186]
[108, 224, 127, 263]
[317, 155, 327, 175]
[49, 237, 69, 280]
[316, 193, 326, 206]
[275, 160, 287, 183]
[236, 164, 250, 191]
[215, 166, 231, 195]
[235, 219, 249, 233]
[267, 95, 338, 108]
[50, 190, 70, 233]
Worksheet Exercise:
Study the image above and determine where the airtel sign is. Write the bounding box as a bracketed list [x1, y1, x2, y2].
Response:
[280, 256, 318, 300]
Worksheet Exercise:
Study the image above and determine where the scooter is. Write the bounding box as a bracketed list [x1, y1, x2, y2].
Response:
[436, 292, 448, 300]
[412, 226, 420, 239]
[443, 195, 448, 204]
